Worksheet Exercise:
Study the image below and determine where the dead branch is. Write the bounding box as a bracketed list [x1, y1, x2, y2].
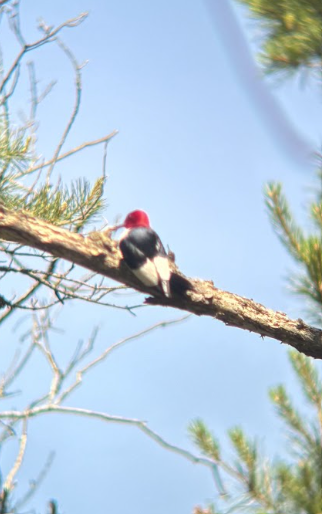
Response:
[0, 12, 88, 96]
[0, 204, 321, 358]
[25, 132, 118, 175]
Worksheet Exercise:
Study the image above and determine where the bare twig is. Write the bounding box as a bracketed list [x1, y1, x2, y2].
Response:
[3, 63, 20, 101]
[57, 316, 189, 403]
[3, 417, 28, 492]
[0, 314, 220, 491]
[0, 264, 140, 313]
[46, 36, 83, 180]
[2, 341, 35, 390]
[13, 452, 55, 511]
[0, 405, 219, 477]
[8, 0, 26, 47]
[0, 13, 88, 96]
[25, 132, 118, 175]
[0, 258, 58, 324]
[27, 60, 38, 123]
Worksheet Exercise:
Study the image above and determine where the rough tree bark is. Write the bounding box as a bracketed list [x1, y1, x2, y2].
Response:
[0, 204, 321, 359]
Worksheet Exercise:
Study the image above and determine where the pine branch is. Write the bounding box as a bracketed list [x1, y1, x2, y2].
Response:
[236, 0, 322, 74]
[0, 204, 321, 358]
[269, 385, 314, 444]
[188, 419, 221, 461]
[266, 181, 322, 323]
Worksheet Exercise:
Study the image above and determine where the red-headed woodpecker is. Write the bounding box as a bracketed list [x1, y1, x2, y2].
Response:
[113, 210, 191, 297]
[115, 210, 171, 296]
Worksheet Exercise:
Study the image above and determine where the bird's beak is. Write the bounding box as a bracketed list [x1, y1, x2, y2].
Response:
[109, 223, 124, 232]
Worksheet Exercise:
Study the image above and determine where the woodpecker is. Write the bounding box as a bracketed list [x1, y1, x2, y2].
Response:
[114, 210, 171, 296]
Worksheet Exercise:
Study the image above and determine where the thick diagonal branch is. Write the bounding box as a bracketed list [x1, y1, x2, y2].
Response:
[0, 205, 321, 359]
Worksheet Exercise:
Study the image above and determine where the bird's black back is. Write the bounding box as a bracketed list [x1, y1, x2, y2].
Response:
[120, 227, 167, 270]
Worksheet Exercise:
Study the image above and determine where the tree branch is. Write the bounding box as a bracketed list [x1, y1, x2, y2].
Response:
[0, 205, 321, 358]
[0, 404, 218, 476]
[25, 132, 118, 175]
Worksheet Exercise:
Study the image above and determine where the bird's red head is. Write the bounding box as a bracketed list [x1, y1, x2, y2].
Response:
[123, 210, 150, 229]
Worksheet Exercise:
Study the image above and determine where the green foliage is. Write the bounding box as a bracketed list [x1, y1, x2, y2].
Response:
[0, 127, 32, 170]
[0, 121, 106, 230]
[235, 1, 322, 325]
[270, 351, 322, 513]
[269, 384, 313, 445]
[192, 3, 322, 510]
[237, 0, 322, 75]
[189, 352, 322, 513]
[265, 179, 322, 324]
[228, 427, 260, 491]
[228, 427, 257, 469]
[188, 419, 221, 461]
[1, 176, 106, 229]
[289, 350, 322, 405]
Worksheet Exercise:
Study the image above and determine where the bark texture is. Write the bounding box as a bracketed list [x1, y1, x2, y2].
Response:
[0, 205, 321, 359]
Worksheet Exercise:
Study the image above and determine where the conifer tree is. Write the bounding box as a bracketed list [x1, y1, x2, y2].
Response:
[190, 350, 322, 514]
[237, 0, 322, 75]
[190, 1, 322, 512]
[238, 0, 322, 325]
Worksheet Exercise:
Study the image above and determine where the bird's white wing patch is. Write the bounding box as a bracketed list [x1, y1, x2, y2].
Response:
[152, 255, 171, 297]
[132, 260, 159, 287]
[153, 256, 171, 281]
[132, 256, 171, 296]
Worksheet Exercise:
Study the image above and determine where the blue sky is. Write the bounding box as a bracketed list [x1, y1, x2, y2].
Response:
[1, 1, 321, 513]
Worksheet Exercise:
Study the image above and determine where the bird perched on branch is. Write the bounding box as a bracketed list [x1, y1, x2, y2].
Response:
[112, 210, 191, 297]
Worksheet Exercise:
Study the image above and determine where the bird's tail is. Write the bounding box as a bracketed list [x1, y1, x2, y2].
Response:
[169, 273, 192, 296]
[161, 280, 171, 298]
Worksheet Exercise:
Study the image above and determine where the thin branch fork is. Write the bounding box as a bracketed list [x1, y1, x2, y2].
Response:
[0, 204, 321, 358]
[0, 404, 219, 485]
